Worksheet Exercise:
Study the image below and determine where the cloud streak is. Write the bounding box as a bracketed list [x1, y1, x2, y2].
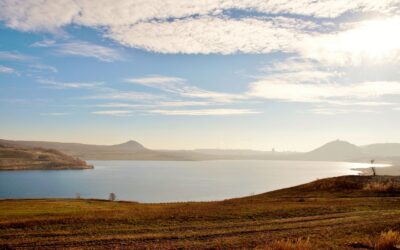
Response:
[149, 108, 261, 116]
[0, 51, 32, 61]
[38, 79, 104, 89]
[0, 65, 16, 74]
[56, 41, 123, 62]
[92, 110, 132, 116]
[126, 75, 245, 103]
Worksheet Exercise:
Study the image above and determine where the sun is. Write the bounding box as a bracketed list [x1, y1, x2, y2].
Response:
[338, 16, 400, 61]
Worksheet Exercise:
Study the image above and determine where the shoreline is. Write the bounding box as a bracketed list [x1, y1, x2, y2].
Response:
[353, 164, 400, 176]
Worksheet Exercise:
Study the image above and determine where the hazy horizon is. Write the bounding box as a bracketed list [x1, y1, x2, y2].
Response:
[2, 136, 399, 153]
[2, 1, 400, 151]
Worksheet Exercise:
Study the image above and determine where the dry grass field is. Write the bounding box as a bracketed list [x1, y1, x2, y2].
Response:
[1, 175, 400, 249]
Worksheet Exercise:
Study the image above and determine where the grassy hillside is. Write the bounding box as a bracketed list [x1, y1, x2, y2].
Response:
[1, 176, 400, 249]
[0, 144, 93, 170]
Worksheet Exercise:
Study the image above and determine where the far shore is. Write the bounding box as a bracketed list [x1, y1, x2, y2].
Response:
[354, 163, 400, 176]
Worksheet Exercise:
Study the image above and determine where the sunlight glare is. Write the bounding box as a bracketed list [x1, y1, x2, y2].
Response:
[338, 16, 400, 61]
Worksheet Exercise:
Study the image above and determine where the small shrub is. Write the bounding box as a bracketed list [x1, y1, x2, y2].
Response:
[374, 230, 400, 250]
[264, 238, 311, 250]
[363, 181, 400, 192]
[109, 192, 116, 201]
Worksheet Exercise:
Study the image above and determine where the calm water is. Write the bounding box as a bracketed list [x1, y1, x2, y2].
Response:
[0, 160, 366, 202]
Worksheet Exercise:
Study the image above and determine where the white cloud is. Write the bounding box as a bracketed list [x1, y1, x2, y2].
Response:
[126, 75, 244, 102]
[0, 0, 397, 32]
[31, 39, 56, 47]
[149, 108, 260, 116]
[29, 64, 58, 73]
[86, 90, 161, 101]
[95, 103, 151, 108]
[301, 16, 400, 66]
[249, 80, 400, 103]
[310, 107, 376, 115]
[1, 1, 399, 57]
[0, 0, 80, 32]
[92, 110, 132, 116]
[109, 16, 306, 54]
[0, 65, 15, 74]
[127, 76, 185, 89]
[41, 112, 70, 116]
[56, 41, 123, 62]
[159, 101, 211, 107]
[249, 57, 400, 105]
[38, 79, 103, 89]
[0, 51, 32, 61]
[96, 101, 211, 108]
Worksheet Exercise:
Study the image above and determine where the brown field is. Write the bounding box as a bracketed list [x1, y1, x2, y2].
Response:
[1, 175, 400, 249]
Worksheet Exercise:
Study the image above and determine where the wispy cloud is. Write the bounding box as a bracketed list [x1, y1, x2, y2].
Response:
[248, 58, 400, 105]
[56, 41, 124, 62]
[95, 103, 152, 108]
[310, 107, 376, 116]
[29, 64, 58, 73]
[92, 110, 132, 116]
[126, 75, 244, 102]
[38, 79, 104, 89]
[96, 101, 212, 108]
[31, 39, 56, 47]
[159, 101, 211, 107]
[149, 108, 260, 116]
[128, 76, 185, 87]
[86, 90, 161, 101]
[249, 80, 400, 103]
[40, 112, 70, 116]
[0, 51, 32, 61]
[0, 65, 16, 74]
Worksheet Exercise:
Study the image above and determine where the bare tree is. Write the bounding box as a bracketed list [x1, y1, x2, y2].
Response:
[371, 159, 376, 176]
[109, 192, 116, 201]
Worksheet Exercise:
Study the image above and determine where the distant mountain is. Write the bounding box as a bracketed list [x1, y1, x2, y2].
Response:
[110, 140, 146, 151]
[0, 143, 92, 170]
[0, 139, 205, 161]
[362, 143, 400, 158]
[302, 140, 365, 161]
[1, 138, 400, 163]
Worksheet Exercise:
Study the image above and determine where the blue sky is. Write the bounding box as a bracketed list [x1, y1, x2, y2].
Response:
[1, 0, 400, 151]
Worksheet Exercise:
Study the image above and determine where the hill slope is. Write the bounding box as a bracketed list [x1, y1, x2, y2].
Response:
[0, 139, 194, 160]
[302, 140, 365, 161]
[0, 144, 93, 170]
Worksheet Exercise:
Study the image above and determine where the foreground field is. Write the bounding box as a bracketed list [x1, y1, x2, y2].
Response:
[1, 175, 400, 249]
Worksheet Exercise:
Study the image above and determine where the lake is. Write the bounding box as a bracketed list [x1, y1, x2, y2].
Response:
[0, 160, 369, 202]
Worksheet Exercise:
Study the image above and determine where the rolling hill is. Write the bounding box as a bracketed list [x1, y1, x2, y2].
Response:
[301, 140, 365, 161]
[1, 138, 400, 162]
[0, 143, 93, 170]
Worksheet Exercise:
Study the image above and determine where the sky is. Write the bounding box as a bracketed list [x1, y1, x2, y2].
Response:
[1, 0, 400, 151]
